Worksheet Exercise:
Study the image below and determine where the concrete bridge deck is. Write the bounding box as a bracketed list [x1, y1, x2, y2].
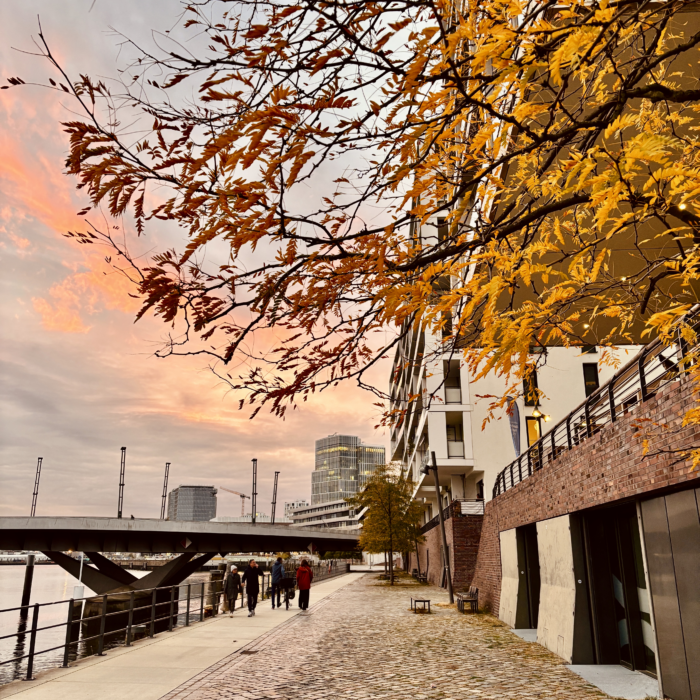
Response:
[0, 573, 364, 700]
[0, 517, 360, 554]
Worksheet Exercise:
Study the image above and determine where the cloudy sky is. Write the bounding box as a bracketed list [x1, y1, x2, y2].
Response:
[0, 1, 390, 519]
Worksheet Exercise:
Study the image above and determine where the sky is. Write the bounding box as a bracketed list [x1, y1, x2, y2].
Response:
[0, 1, 391, 520]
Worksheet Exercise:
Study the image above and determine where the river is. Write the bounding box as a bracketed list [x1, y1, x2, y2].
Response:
[0, 564, 210, 686]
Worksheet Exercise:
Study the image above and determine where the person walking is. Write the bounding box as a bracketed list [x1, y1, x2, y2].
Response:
[296, 559, 313, 611]
[270, 557, 285, 609]
[224, 565, 242, 616]
[242, 559, 263, 616]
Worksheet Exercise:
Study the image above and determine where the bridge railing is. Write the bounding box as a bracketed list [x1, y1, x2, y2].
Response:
[0, 579, 226, 685]
[493, 306, 700, 499]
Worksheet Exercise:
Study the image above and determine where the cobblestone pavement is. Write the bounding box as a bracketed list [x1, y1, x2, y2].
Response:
[162, 575, 611, 700]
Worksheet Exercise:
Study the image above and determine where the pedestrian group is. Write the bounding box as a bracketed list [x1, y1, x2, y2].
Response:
[223, 557, 315, 617]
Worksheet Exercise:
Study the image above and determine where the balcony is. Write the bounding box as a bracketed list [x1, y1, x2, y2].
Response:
[420, 498, 485, 534]
[447, 440, 464, 457]
[445, 386, 462, 404]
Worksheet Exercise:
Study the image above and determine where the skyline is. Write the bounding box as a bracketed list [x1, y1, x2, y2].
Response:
[0, 1, 390, 519]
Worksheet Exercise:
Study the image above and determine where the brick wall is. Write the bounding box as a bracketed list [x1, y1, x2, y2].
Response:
[408, 502, 483, 591]
[472, 375, 700, 616]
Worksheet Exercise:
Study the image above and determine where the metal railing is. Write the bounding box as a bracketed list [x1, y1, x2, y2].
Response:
[0, 562, 351, 684]
[0, 579, 223, 684]
[492, 308, 700, 499]
[421, 498, 485, 534]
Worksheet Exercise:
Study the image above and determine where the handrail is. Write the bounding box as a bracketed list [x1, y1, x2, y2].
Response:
[421, 498, 484, 533]
[0, 562, 350, 684]
[492, 305, 700, 499]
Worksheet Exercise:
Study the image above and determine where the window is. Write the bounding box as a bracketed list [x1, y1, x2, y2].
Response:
[437, 218, 448, 243]
[583, 363, 600, 397]
[526, 416, 542, 446]
[523, 371, 539, 406]
[446, 423, 463, 441]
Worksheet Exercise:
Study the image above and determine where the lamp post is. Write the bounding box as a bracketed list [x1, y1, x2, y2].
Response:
[421, 451, 453, 603]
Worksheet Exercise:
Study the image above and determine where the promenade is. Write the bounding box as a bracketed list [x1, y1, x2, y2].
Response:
[1, 572, 656, 700]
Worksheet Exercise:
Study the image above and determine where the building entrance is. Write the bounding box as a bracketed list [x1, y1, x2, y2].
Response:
[583, 504, 656, 675]
[515, 524, 540, 629]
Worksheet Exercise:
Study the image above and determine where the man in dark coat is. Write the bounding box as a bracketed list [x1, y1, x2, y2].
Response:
[270, 557, 285, 609]
[241, 559, 263, 616]
[224, 565, 242, 616]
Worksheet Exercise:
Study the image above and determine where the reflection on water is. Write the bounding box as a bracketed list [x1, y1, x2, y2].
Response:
[0, 564, 211, 686]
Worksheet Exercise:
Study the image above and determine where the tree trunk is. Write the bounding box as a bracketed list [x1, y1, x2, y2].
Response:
[389, 528, 394, 585]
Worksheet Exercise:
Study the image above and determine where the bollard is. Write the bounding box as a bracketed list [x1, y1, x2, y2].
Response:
[168, 586, 175, 631]
[62, 599, 74, 667]
[25, 603, 39, 680]
[149, 589, 157, 638]
[97, 595, 108, 656]
[126, 591, 135, 646]
[21, 554, 35, 610]
[185, 584, 191, 626]
[200, 582, 204, 622]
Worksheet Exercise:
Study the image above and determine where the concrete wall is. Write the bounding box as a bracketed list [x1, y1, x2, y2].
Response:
[468, 346, 641, 502]
[498, 528, 519, 628]
[536, 515, 576, 662]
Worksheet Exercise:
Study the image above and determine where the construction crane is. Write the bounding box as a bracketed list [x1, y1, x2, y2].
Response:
[219, 487, 251, 517]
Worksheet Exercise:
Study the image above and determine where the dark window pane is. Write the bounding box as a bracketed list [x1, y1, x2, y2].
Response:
[583, 363, 600, 396]
[523, 371, 538, 406]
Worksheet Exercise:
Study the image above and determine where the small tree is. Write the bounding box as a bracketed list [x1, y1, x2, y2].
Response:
[347, 464, 423, 585]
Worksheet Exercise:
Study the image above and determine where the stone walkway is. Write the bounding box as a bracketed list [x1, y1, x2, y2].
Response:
[162, 574, 612, 700]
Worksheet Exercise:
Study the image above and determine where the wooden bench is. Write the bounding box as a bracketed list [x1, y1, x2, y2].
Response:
[457, 586, 479, 613]
[411, 598, 431, 613]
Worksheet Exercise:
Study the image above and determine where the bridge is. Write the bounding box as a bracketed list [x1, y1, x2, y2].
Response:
[0, 516, 359, 594]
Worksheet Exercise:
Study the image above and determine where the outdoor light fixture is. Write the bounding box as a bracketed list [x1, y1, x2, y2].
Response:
[532, 408, 542, 418]
[583, 323, 590, 329]
[543, 414, 551, 422]
[621, 276, 627, 282]
[679, 203, 687, 210]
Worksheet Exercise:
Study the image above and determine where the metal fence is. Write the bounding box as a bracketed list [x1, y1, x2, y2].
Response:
[493, 309, 700, 499]
[421, 499, 485, 534]
[0, 562, 350, 684]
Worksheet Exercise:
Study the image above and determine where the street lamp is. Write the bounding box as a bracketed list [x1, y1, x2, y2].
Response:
[421, 452, 454, 604]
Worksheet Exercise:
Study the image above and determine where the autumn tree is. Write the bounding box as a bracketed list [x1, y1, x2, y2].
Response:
[347, 464, 423, 585]
[12, 0, 700, 432]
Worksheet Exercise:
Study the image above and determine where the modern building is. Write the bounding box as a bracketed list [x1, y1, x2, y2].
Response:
[311, 435, 385, 505]
[288, 500, 362, 530]
[404, 308, 700, 700]
[389, 250, 642, 526]
[284, 500, 309, 520]
[166, 485, 217, 521]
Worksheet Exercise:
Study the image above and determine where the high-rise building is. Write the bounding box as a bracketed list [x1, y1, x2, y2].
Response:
[311, 435, 385, 505]
[167, 485, 217, 521]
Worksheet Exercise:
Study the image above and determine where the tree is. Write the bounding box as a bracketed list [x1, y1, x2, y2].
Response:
[13, 0, 700, 437]
[347, 464, 423, 585]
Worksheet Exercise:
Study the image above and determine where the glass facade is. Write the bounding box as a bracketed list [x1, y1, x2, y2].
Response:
[167, 485, 218, 521]
[311, 435, 385, 504]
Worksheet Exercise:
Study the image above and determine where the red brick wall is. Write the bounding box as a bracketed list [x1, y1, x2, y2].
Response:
[408, 503, 483, 591]
[472, 375, 700, 616]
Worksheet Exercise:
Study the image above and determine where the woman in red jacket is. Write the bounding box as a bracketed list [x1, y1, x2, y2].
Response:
[296, 559, 313, 611]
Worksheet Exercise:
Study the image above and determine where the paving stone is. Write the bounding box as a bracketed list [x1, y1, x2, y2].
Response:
[162, 575, 611, 700]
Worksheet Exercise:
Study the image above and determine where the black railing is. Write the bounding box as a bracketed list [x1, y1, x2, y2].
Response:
[493, 307, 700, 498]
[421, 499, 485, 534]
[0, 561, 351, 684]
[0, 579, 223, 684]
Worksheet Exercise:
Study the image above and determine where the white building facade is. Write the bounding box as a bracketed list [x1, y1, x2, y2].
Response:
[390, 327, 641, 524]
